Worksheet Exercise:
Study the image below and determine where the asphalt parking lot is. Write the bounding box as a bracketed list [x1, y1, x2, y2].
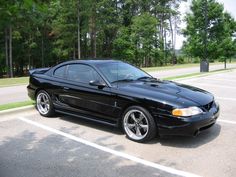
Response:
[1, 70, 236, 177]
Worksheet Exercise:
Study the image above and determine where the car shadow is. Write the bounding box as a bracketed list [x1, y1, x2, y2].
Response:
[0, 129, 166, 177]
[58, 114, 124, 135]
[57, 114, 221, 148]
[157, 123, 221, 148]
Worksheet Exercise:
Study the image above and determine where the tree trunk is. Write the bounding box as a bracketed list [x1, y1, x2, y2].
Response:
[28, 53, 31, 70]
[94, 28, 97, 58]
[169, 15, 175, 64]
[224, 58, 227, 69]
[77, 0, 81, 59]
[164, 28, 167, 65]
[41, 31, 45, 67]
[90, 3, 97, 59]
[9, 25, 13, 78]
[5, 28, 9, 77]
[159, 15, 165, 64]
[73, 43, 76, 59]
[173, 16, 177, 55]
[84, 33, 88, 57]
[90, 18, 96, 58]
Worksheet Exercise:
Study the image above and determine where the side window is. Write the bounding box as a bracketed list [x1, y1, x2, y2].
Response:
[54, 66, 66, 78]
[67, 64, 104, 84]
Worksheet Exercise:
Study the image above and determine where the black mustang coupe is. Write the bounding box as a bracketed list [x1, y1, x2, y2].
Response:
[27, 60, 220, 142]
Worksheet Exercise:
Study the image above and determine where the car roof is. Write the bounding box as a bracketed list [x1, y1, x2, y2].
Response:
[46, 59, 123, 76]
[59, 59, 122, 66]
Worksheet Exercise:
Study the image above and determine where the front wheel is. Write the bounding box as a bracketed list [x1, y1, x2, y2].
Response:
[122, 106, 157, 143]
[36, 90, 55, 117]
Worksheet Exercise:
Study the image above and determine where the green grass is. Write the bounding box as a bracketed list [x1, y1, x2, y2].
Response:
[0, 100, 34, 111]
[142, 61, 236, 72]
[164, 68, 233, 80]
[0, 77, 29, 87]
[142, 63, 201, 72]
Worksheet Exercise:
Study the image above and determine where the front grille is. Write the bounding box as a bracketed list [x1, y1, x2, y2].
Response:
[202, 101, 214, 111]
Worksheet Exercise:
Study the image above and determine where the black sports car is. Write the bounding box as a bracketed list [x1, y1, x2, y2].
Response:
[27, 60, 220, 142]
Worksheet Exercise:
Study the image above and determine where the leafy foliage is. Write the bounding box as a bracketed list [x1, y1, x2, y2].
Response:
[0, 0, 235, 77]
[183, 0, 236, 62]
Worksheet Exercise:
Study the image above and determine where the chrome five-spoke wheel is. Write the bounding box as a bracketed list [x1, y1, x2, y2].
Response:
[36, 90, 54, 117]
[122, 106, 157, 142]
[123, 110, 149, 141]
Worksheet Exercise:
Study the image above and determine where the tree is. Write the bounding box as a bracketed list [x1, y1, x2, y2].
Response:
[50, 0, 78, 61]
[183, 0, 236, 69]
[113, 27, 135, 63]
[218, 12, 236, 68]
[0, 0, 184, 77]
[0, 0, 19, 77]
[131, 13, 158, 67]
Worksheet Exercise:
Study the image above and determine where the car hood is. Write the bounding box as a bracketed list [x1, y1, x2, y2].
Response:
[117, 80, 214, 107]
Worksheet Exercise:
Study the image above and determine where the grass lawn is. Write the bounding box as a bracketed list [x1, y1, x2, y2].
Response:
[0, 100, 34, 111]
[0, 77, 29, 87]
[142, 63, 201, 72]
[142, 61, 236, 72]
[163, 68, 233, 80]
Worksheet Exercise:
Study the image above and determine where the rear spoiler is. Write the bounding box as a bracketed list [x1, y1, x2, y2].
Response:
[29, 67, 50, 75]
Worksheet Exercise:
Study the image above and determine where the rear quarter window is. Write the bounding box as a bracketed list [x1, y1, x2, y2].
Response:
[54, 66, 66, 78]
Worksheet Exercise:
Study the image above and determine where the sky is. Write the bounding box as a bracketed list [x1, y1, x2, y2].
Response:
[176, 0, 236, 49]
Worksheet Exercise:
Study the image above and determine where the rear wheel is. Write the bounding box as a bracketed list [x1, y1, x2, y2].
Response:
[36, 90, 55, 117]
[122, 106, 157, 143]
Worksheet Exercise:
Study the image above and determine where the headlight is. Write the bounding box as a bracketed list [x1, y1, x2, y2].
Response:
[172, 106, 203, 117]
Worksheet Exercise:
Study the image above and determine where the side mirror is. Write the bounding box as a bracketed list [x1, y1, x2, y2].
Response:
[89, 80, 106, 89]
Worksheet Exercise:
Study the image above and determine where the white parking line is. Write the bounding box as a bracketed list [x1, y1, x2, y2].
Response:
[18, 117, 201, 177]
[218, 119, 236, 125]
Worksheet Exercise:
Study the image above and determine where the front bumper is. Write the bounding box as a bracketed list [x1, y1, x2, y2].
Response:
[156, 107, 220, 136]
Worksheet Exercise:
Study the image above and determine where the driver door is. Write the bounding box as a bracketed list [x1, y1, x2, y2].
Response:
[59, 64, 117, 120]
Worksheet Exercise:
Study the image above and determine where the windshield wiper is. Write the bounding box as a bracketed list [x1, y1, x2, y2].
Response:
[111, 79, 134, 84]
[137, 76, 156, 81]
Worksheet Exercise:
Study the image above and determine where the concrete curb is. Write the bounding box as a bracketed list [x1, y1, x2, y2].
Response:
[0, 105, 35, 116]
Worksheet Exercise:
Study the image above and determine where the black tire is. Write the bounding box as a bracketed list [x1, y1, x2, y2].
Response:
[122, 106, 157, 143]
[36, 90, 55, 117]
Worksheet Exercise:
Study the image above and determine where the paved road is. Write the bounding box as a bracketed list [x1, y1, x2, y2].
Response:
[149, 62, 236, 78]
[0, 118, 177, 177]
[0, 85, 28, 105]
[0, 70, 236, 177]
[0, 63, 236, 105]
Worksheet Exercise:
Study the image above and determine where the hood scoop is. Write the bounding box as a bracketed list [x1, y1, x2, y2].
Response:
[144, 79, 166, 87]
[149, 83, 159, 87]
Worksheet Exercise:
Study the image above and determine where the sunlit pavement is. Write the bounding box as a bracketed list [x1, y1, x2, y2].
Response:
[0, 70, 236, 177]
[0, 85, 28, 105]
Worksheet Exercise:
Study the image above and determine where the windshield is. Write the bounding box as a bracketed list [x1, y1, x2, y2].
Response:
[96, 62, 151, 83]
